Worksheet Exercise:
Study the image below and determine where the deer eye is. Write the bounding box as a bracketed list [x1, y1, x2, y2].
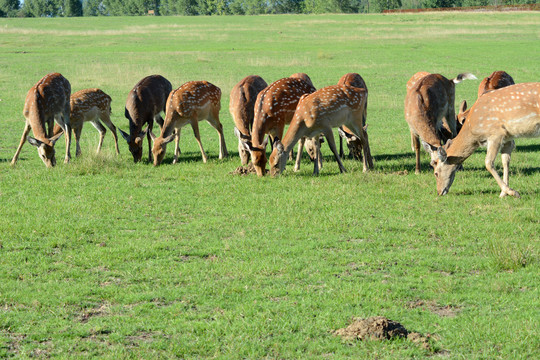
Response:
[435, 172, 439, 178]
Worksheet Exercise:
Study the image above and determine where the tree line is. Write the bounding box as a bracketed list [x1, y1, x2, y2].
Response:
[0, 0, 537, 17]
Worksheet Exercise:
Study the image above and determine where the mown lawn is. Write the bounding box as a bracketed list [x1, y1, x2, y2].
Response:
[0, 12, 539, 359]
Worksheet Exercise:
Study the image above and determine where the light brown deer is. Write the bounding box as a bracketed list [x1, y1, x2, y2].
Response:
[269, 84, 370, 176]
[457, 71, 515, 131]
[151, 81, 228, 166]
[433, 83, 540, 198]
[52, 89, 119, 156]
[238, 75, 316, 176]
[119, 75, 172, 163]
[229, 75, 268, 165]
[404, 72, 477, 174]
[337, 73, 373, 167]
[11, 73, 72, 168]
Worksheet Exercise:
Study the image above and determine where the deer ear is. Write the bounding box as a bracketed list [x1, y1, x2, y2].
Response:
[262, 135, 270, 149]
[139, 126, 149, 138]
[275, 140, 285, 155]
[338, 128, 348, 139]
[163, 133, 176, 144]
[49, 132, 64, 145]
[149, 131, 157, 141]
[459, 100, 467, 113]
[437, 147, 448, 163]
[119, 128, 130, 142]
[27, 136, 43, 147]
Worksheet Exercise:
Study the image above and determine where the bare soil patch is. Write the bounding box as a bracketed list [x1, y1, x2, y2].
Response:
[407, 300, 461, 317]
[78, 303, 110, 323]
[231, 162, 260, 175]
[334, 316, 435, 351]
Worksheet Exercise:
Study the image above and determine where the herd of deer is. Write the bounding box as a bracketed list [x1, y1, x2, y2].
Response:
[10, 71, 540, 198]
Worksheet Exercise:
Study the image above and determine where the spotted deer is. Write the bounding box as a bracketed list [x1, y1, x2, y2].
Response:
[433, 83, 540, 198]
[404, 72, 477, 174]
[237, 74, 316, 176]
[229, 75, 268, 165]
[151, 81, 228, 166]
[52, 89, 119, 156]
[119, 75, 172, 162]
[336, 73, 373, 167]
[457, 71, 515, 131]
[11, 73, 72, 168]
[269, 84, 370, 176]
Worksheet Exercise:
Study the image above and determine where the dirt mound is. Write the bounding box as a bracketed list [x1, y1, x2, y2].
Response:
[230, 162, 266, 175]
[334, 316, 435, 351]
[334, 316, 408, 341]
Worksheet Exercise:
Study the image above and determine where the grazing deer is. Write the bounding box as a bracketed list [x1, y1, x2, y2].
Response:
[229, 75, 268, 165]
[151, 81, 228, 166]
[237, 74, 316, 176]
[457, 71, 515, 131]
[52, 89, 119, 156]
[119, 75, 172, 162]
[11, 73, 72, 168]
[433, 83, 540, 198]
[404, 72, 477, 174]
[336, 73, 373, 167]
[269, 84, 370, 176]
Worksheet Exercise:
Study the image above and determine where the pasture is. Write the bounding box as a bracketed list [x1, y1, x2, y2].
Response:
[0, 12, 539, 358]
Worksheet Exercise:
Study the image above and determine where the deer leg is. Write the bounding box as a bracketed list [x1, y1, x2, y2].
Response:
[499, 140, 516, 197]
[294, 137, 306, 172]
[206, 111, 228, 159]
[411, 132, 421, 174]
[191, 119, 208, 163]
[100, 112, 120, 155]
[485, 139, 519, 198]
[73, 124, 83, 156]
[312, 137, 322, 176]
[90, 120, 106, 154]
[173, 129, 181, 164]
[323, 128, 347, 174]
[55, 113, 71, 164]
[147, 121, 154, 163]
[339, 129, 344, 158]
[11, 122, 32, 165]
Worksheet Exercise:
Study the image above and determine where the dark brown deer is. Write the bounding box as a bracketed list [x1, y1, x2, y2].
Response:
[52, 88, 119, 156]
[404, 72, 476, 174]
[119, 75, 172, 162]
[151, 81, 228, 166]
[11, 73, 72, 168]
[269, 85, 370, 176]
[238, 74, 316, 176]
[229, 75, 268, 165]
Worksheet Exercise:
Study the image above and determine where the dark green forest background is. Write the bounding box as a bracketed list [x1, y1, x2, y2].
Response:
[0, 0, 538, 19]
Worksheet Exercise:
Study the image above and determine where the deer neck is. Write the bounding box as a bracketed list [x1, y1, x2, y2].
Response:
[445, 124, 479, 165]
[282, 121, 306, 154]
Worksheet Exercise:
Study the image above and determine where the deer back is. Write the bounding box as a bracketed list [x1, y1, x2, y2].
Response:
[252, 77, 316, 145]
[125, 75, 172, 133]
[338, 73, 368, 92]
[24, 73, 71, 143]
[466, 83, 540, 137]
[70, 89, 111, 124]
[478, 71, 515, 98]
[229, 75, 267, 136]
[167, 81, 221, 120]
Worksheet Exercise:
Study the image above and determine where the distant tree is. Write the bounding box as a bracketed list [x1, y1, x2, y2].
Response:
[370, 0, 401, 11]
[24, 0, 61, 16]
[0, 0, 20, 17]
[64, 0, 83, 15]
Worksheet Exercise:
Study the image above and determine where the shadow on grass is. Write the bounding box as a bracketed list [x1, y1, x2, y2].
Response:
[516, 144, 540, 153]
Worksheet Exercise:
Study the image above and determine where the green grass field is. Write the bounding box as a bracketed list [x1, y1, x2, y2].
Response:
[0, 12, 539, 359]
